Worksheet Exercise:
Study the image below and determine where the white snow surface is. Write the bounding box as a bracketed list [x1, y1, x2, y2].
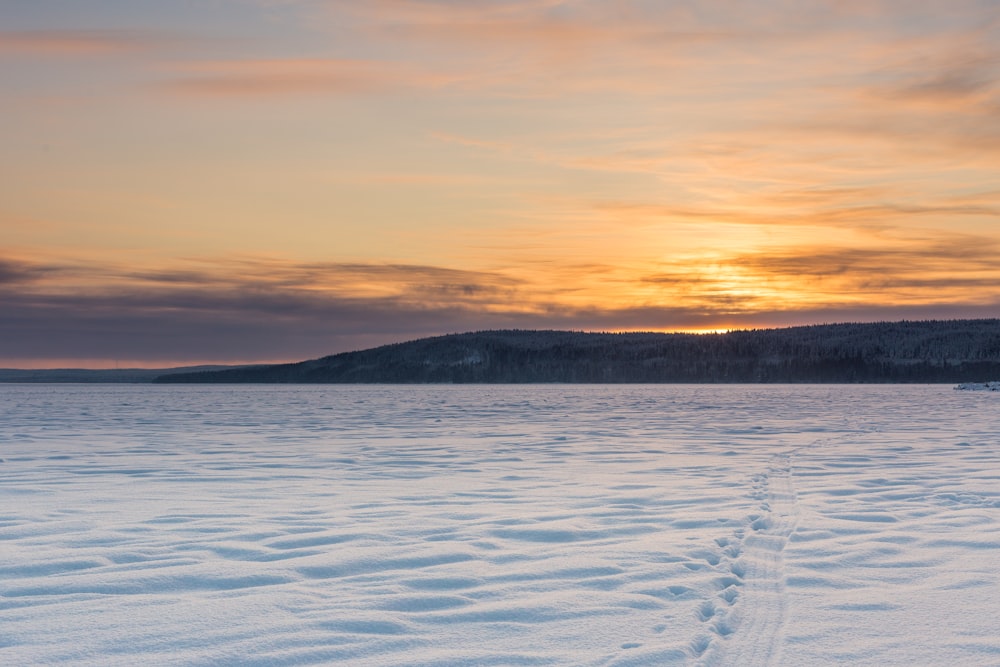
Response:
[956, 381, 1000, 391]
[1, 384, 998, 666]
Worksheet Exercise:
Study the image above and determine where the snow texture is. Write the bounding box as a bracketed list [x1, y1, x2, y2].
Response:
[1, 385, 998, 666]
[956, 381, 1000, 391]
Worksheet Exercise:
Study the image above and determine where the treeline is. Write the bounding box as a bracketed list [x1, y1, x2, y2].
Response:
[154, 319, 1000, 384]
[0, 365, 241, 384]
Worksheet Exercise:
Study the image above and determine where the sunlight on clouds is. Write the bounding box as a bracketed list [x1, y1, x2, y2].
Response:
[4, 244, 1000, 363]
[2, 0, 1000, 364]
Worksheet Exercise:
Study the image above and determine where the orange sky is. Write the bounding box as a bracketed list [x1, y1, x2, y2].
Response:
[2, 1, 1000, 368]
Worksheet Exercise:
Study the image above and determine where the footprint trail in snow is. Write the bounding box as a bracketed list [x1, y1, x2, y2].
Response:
[692, 453, 799, 667]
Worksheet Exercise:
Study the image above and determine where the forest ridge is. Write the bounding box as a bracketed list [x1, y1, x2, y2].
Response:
[155, 319, 1000, 384]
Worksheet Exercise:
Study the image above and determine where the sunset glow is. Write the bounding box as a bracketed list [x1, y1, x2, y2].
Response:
[3, 1, 999, 367]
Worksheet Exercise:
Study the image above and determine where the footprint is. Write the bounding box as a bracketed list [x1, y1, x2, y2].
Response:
[718, 586, 739, 605]
[690, 635, 712, 657]
[712, 617, 736, 637]
[715, 575, 743, 590]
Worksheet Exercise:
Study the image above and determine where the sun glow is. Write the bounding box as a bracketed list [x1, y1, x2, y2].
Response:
[3, 2, 1000, 366]
[671, 327, 735, 335]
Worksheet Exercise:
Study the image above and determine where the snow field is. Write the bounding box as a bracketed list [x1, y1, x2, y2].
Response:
[1, 385, 998, 666]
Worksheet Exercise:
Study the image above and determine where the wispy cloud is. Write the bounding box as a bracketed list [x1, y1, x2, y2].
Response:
[593, 197, 1000, 230]
[303, 0, 764, 97]
[163, 58, 456, 97]
[0, 30, 162, 56]
[0, 257, 58, 285]
[5, 2, 1000, 366]
[720, 234, 1000, 308]
[733, 239, 998, 278]
[0, 257, 526, 363]
[3, 241, 999, 365]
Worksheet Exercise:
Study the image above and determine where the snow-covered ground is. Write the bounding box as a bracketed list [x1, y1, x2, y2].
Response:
[1, 384, 998, 666]
[956, 381, 1000, 391]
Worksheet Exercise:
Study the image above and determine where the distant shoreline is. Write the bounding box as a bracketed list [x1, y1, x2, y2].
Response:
[6, 319, 1000, 385]
[0, 366, 245, 384]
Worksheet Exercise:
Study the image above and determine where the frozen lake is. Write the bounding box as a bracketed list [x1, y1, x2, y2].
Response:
[1, 384, 998, 666]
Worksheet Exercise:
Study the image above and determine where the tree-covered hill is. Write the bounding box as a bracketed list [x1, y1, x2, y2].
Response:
[154, 319, 1000, 383]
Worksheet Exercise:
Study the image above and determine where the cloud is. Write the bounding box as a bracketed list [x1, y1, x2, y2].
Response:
[302, 0, 769, 97]
[723, 235, 1000, 303]
[0, 256, 533, 359]
[0, 257, 62, 285]
[593, 199, 1000, 230]
[163, 58, 453, 97]
[625, 231, 1000, 322]
[344, 0, 837, 49]
[4, 245, 1000, 366]
[735, 236, 1000, 274]
[6, 275, 999, 366]
[5, 2, 1000, 366]
[321, 169, 498, 186]
[0, 30, 160, 56]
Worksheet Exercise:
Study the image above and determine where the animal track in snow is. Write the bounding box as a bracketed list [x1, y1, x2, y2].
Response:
[693, 453, 799, 666]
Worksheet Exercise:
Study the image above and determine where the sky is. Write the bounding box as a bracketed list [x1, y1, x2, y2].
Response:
[2, 0, 1000, 368]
